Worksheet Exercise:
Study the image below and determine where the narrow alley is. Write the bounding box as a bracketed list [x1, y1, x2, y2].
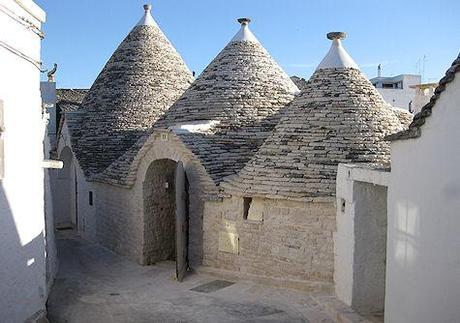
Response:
[47, 232, 354, 323]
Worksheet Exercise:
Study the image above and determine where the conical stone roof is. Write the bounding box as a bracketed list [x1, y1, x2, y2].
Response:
[156, 18, 298, 130]
[224, 32, 407, 200]
[74, 5, 193, 177]
[151, 18, 299, 184]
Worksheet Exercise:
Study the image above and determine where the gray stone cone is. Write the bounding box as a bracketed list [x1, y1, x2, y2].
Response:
[73, 22, 193, 178]
[224, 67, 407, 199]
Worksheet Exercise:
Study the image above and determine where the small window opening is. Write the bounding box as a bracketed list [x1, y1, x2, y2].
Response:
[243, 197, 252, 220]
[340, 198, 346, 213]
[89, 191, 93, 206]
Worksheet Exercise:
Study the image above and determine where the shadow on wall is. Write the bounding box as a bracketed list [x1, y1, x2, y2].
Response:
[0, 184, 47, 321]
[393, 199, 420, 269]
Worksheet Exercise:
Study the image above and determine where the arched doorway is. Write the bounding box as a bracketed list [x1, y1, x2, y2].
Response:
[143, 159, 188, 272]
[54, 146, 77, 229]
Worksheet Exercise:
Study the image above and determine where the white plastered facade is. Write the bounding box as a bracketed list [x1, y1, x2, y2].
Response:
[0, 1, 53, 321]
[335, 164, 389, 314]
[385, 75, 460, 323]
[54, 120, 96, 242]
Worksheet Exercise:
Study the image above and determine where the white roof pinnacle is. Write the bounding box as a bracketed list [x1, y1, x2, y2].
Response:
[136, 4, 158, 27]
[231, 18, 260, 43]
[316, 32, 359, 70]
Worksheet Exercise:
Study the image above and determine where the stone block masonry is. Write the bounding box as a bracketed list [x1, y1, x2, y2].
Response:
[203, 196, 336, 286]
[92, 133, 217, 267]
[94, 182, 144, 264]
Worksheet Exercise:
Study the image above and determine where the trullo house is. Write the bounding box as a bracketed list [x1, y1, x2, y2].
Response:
[53, 6, 411, 288]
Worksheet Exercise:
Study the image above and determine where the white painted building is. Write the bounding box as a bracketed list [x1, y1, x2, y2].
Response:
[410, 82, 437, 114]
[370, 73, 421, 111]
[335, 54, 460, 322]
[385, 54, 460, 323]
[0, 0, 57, 322]
[370, 71, 438, 114]
[334, 164, 390, 316]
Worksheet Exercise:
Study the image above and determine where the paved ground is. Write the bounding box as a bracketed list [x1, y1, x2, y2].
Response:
[47, 233, 365, 323]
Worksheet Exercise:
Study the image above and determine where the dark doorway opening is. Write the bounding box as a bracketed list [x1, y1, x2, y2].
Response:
[143, 159, 190, 280]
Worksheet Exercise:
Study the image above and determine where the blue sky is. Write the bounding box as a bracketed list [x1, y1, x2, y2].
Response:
[36, 0, 460, 89]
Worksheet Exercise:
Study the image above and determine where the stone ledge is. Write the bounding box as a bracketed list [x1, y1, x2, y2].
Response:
[194, 265, 333, 294]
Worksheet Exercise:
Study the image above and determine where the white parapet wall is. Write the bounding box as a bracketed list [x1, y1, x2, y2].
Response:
[334, 163, 390, 315]
[386, 71, 460, 323]
[0, 1, 49, 322]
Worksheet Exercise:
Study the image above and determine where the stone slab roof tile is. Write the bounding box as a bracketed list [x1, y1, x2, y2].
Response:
[72, 7, 193, 178]
[131, 19, 298, 187]
[224, 66, 407, 200]
[56, 89, 88, 112]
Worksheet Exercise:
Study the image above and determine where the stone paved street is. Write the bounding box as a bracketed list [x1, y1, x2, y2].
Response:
[47, 232, 360, 323]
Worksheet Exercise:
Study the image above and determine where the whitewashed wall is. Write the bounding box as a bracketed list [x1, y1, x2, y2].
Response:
[0, 1, 48, 321]
[386, 75, 460, 323]
[377, 87, 416, 110]
[42, 98, 58, 303]
[335, 164, 389, 314]
[53, 121, 96, 242]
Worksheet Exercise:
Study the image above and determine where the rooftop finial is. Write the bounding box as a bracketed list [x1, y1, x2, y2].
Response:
[137, 3, 156, 26]
[47, 63, 57, 82]
[316, 31, 359, 70]
[143, 4, 152, 13]
[231, 17, 258, 43]
[327, 32, 347, 41]
[237, 17, 251, 25]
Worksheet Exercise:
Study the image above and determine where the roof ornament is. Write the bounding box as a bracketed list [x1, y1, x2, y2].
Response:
[231, 17, 259, 43]
[47, 63, 57, 82]
[136, 4, 157, 27]
[238, 17, 251, 25]
[327, 31, 347, 41]
[316, 31, 359, 70]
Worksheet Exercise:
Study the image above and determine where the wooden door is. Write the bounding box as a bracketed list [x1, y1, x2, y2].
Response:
[175, 161, 188, 281]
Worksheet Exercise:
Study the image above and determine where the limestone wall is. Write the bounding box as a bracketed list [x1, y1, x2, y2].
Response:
[92, 132, 216, 267]
[203, 196, 336, 286]
[75, 167, 96, 242]
[94, 182, 144, 263]
[133, 132, 215, 267]
[53, 123, 97, 242]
